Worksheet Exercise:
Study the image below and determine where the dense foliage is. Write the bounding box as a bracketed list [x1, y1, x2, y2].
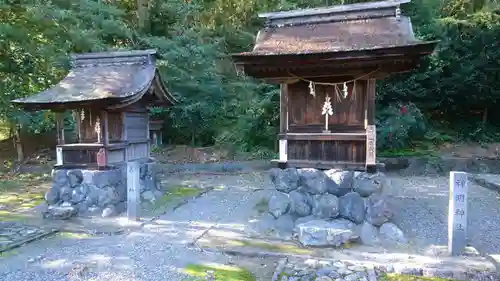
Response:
[0, 0, 499, 157]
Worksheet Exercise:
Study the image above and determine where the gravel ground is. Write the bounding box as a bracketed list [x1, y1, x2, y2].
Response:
[0, 172, 276, 281]
[386, 174, 500, 257]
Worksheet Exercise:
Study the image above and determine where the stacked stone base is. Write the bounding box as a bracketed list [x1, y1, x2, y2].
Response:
[43, 160, 163, 219]
[262, 168, 406, 247]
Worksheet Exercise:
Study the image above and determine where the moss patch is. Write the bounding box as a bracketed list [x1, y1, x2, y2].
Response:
[380, 273, 459, 281]
[184, 263, 256, 281]
[0, 249, 19, 259]
[253, 198, 268, 214]
[142, 185, 203, 216]
[0, 172, 50, 221]
[233, 239, 312, 255]
[378, 147, 439, 158]
[57, 232, 92, 239]
[0, 210, 30, 221]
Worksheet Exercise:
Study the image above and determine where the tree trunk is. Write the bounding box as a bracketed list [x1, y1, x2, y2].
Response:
[137, 0, 150, 31]
[12, 124, 24, 163]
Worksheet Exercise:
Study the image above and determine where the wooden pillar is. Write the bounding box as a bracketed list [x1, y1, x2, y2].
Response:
[152, 131, 158, 147]
[365, 79, 377, 173]
[279, 83, 289, 165]
[55, 111, 65, 166]
[100, 110, 109, 145]
[97, 110, 109, 168]
[55, 111, 65, 145]
[121, 112, 128, 161]
[73, 110, 82, 143]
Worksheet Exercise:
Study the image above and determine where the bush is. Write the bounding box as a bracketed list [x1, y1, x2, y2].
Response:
[376, 103, 427, 150]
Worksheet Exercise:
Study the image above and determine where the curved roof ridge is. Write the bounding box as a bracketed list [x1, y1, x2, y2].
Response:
[259, 0, 410, 21]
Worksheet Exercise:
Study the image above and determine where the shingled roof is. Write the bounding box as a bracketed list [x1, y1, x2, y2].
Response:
[233, 0, 437, 57]
[12, 49, 178, 110]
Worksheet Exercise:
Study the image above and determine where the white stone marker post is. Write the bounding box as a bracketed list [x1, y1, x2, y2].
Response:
[127, 161, 141, 221]
[448, 171, 468, 256]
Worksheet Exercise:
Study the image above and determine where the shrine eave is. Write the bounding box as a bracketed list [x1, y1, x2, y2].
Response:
[232, 41, 439, 66]
[12, 49, 179, 111]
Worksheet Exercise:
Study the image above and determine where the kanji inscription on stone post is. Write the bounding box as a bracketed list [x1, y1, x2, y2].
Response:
[366, 125, 376, 166]
[448, 171, 468, 256]
[127, 161, 141, 221]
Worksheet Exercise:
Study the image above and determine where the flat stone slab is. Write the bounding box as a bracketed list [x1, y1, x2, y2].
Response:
[470, 173, 500, 193]
[0, 222, 58, 253]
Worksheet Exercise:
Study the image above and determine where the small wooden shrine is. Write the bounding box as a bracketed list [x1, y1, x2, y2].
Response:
[232, 0, 437, 171]
[12, 49, 177, 169]
[149, 119, 164, 147]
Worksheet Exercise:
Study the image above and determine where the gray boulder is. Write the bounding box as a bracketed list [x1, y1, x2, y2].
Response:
[289, 190, 312, 217]
[82, 169, 122, 189]
[248, 213, 276, 235]
[338, 192, 365, 224]
[52, 169, 68, 186]
[268, 192, 290, 218]
[43, 205, 77, 220]
[141, 190, 156, 202]
[98, 186, 121, 207]
[45, 187, 59, 205]
[87, 206, 102, 216]
[76, 197, 93, 214]
[115, 202, 127, 214]
[296, 219, 358, 247]
[379, 222, 408, 245]
[70, 184, 90, 204]
[67, 170, 83, 187]
[102, 205, 118, 218]
[85, 184, 102, 206]
[270, 168, 299, 193]
[298, 168, 335, 195]
[365, 193, 394, 226]
[274, 214, 295, 239]
[353, 172, 387, 197]
[70, 189, 86, 204]
[312, 194, 339, 219]
[359, 221, 380, 246]
[325, 169, 354, 196]
[59, 186, 73, 202]
[293, 215, 316, 234]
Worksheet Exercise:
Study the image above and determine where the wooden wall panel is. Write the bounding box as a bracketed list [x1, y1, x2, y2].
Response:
[126, 142, 149, 160]
[108, 112, 123, 143]
[287, 81, 366, 132]
[288, 139, 366, 164]
[108, 148, 125, 164]
[125, 112, 148, 141]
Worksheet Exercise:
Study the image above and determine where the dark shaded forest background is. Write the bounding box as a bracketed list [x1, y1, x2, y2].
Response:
[1, 0, 499, 161]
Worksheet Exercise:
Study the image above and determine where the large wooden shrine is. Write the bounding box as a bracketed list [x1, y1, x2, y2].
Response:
[12, 49, 177, 169]
[232, 0, 437, 171]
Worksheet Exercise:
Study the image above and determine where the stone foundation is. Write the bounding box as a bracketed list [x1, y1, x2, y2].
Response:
[265, 168, 406, 247]
[43, 160, 162, 219]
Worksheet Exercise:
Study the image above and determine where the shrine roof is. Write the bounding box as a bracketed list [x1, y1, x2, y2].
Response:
[233, 0, 437, 59]
[12, 49, 178, 110]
